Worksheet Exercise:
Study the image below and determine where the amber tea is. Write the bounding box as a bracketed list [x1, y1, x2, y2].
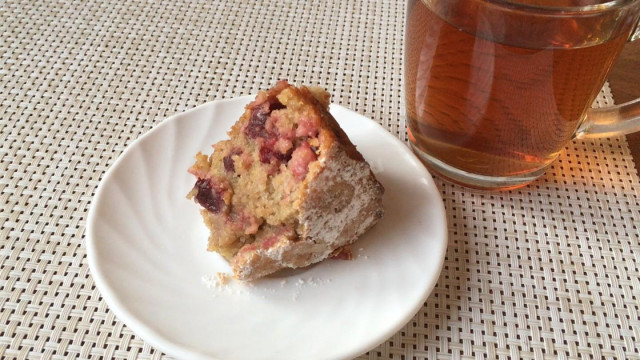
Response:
[405, 0, 638, 189]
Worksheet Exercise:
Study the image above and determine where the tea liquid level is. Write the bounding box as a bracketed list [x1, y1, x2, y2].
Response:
[405, 0, 629, 177]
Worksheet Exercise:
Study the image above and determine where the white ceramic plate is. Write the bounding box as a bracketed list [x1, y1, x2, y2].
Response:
[86, 96, 447, 360]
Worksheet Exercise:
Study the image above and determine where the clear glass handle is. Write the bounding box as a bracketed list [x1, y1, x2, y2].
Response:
[575, 98, 640, 138]
[575, 23, 640, 139]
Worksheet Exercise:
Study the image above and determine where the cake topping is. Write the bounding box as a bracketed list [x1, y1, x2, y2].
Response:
[289, 141, 317, 180]
[223, 149, 242, 173]
[244, 98, 285, 139]
[194, 178, 226, 214]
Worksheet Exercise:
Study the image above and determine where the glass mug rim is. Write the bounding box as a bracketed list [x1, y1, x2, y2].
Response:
[472, 0, 638, 14]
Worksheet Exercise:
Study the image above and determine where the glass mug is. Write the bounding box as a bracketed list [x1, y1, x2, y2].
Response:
[405, 0, 640, 190]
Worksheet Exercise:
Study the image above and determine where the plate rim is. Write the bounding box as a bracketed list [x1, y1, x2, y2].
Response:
[85, 96, 448, 360]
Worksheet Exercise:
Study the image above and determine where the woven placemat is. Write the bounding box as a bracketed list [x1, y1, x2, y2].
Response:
[2, 0, 639, 359]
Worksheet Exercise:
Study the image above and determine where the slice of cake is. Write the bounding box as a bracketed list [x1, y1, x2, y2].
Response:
[188, 81, 384, 280]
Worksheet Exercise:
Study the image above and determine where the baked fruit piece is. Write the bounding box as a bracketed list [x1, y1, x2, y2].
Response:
[188, 81, 384, 280]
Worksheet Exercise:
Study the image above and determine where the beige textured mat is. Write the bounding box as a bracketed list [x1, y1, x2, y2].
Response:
[2, 0, 639, 359]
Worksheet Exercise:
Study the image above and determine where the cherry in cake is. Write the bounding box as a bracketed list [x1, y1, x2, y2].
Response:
[188, 81, 384, 280]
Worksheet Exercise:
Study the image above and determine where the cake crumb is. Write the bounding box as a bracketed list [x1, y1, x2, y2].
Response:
[202, 272, 334, 302]
[217, 272, 230, 285]
[356, 247, 369, 260]
[201, 274, 227, 289]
